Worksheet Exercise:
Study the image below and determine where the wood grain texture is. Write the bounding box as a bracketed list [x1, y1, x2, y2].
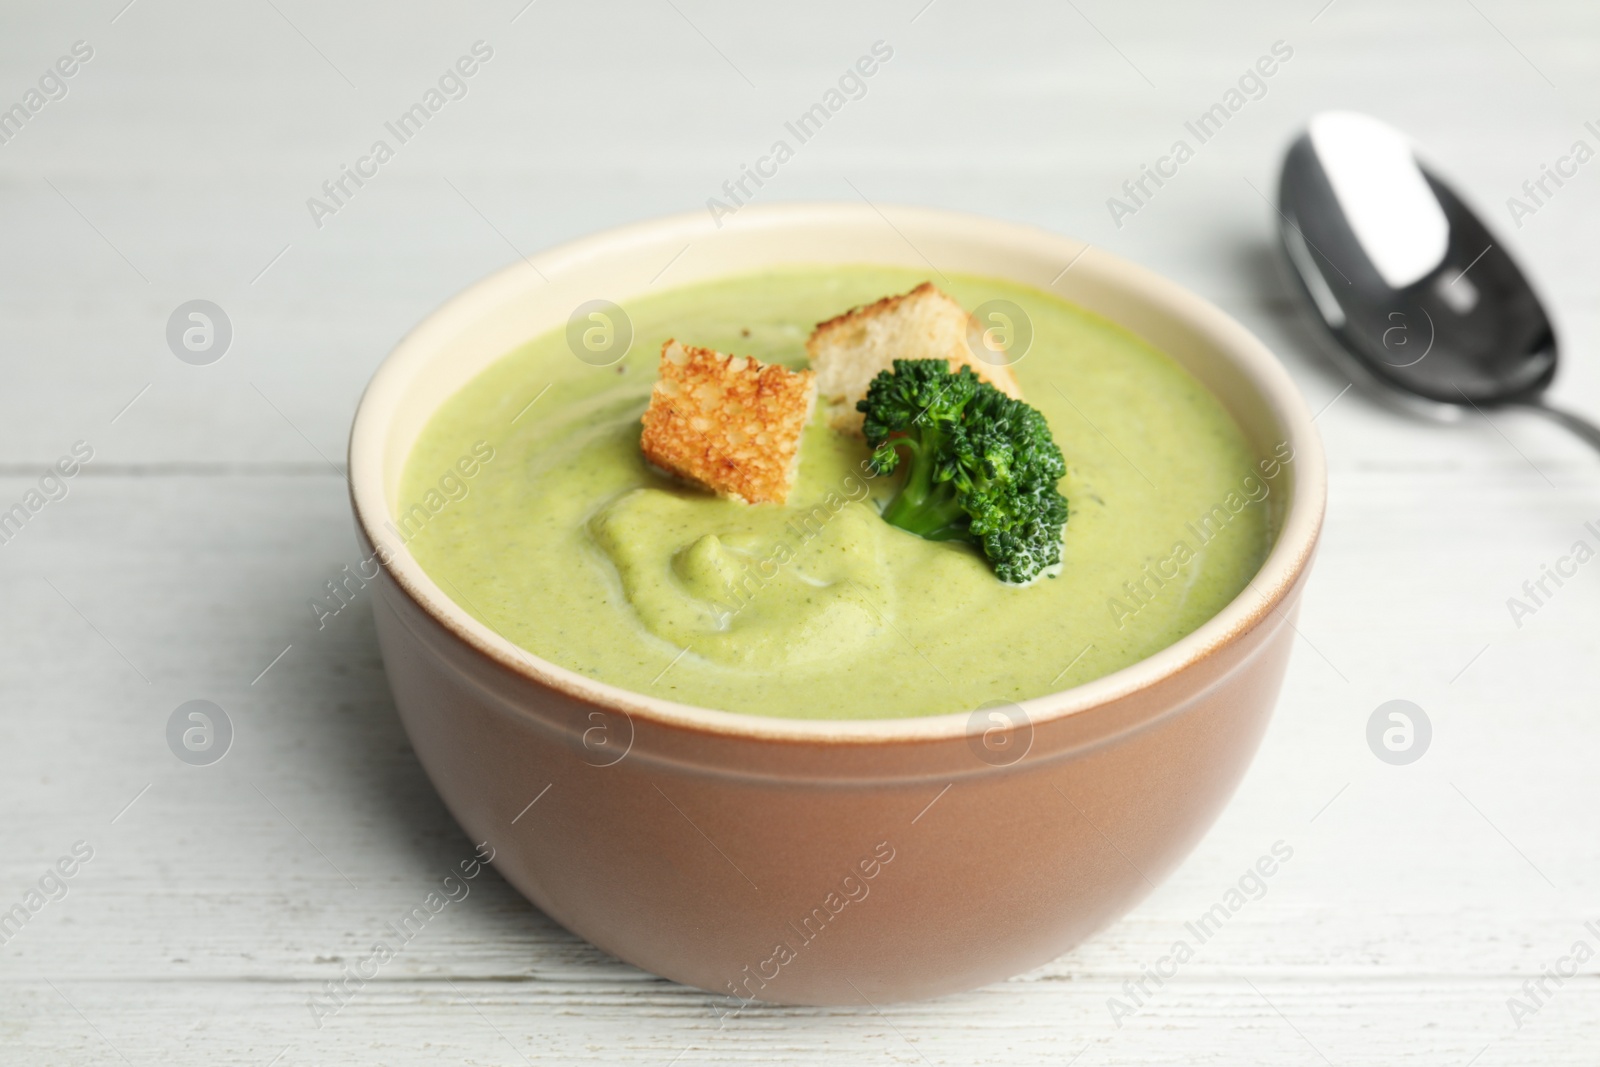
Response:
[3, 0, 1600, 1062]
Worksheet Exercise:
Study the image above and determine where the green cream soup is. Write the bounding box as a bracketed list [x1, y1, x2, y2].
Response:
[399, 266, 1279, 719]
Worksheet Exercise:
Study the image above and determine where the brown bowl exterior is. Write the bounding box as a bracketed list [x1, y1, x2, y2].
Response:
[365, 530, 1307, 1005]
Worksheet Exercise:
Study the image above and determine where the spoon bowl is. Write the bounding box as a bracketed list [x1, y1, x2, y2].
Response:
[1275, 111, 1587, 436]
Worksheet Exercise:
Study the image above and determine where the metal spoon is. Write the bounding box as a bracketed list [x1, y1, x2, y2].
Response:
[1275, 110, 1600, 451]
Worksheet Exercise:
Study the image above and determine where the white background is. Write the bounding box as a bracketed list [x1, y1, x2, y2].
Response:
[2, 0, 1598, 1063]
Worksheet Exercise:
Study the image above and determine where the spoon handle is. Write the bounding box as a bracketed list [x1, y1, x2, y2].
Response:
[1524, 400, 1600, 455]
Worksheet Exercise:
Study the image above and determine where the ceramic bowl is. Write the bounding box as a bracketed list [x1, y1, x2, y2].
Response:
[347, 203, 1325, 1006]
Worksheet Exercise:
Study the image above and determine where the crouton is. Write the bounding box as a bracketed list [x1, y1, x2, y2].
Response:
[640, 340, 817, 505]
[806, 282, 1024, 432]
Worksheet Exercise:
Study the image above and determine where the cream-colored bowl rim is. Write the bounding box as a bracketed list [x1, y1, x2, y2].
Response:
[348, 202, 1326, 745]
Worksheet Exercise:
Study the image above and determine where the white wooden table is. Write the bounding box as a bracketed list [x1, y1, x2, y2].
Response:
[4, 1, 1599, 1062]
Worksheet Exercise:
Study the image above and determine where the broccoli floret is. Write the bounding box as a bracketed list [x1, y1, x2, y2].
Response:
[858, 359, 1069, 584]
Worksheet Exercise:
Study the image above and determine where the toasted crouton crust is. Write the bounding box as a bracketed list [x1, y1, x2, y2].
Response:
[807, 282, 1023, 432]
[640, 340, 816, 505]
